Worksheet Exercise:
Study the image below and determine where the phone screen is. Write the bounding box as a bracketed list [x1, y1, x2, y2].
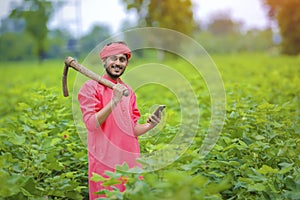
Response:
[154, 105, 165, 117]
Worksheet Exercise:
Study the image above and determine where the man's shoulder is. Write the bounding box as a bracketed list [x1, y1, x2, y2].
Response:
[82, 79, 106, 88]
[83, 79, 97, 86]
[79, 79, 102, 94]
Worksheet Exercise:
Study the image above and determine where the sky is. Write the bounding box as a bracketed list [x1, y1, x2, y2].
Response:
[0, 0, 270, 35]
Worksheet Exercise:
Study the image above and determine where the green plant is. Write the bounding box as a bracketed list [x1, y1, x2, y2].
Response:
[0, 53, 299, 199]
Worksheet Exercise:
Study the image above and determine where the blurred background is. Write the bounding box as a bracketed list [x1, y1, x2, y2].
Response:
[0, 0, 299, 62]
[1, 1, 299, 199]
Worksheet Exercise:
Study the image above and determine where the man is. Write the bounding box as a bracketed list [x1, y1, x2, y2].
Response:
[78, 41, 161, 199]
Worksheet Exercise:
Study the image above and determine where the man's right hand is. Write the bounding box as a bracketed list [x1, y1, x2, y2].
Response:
[112, 84, 127, 103]
[95, 83, 127, 127]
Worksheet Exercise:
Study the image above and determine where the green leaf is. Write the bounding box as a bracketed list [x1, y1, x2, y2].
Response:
[278, 163, 294, 174]
[21, 177, 40, 197]
[50, 138, 61, 146]
[102, 178, 122, 187]
[104, 170, 122, 179]
[238, 177, 254, 185]
[115, 162, 129, 172]
[255, 135, 265, 140]
[128, 166, 144, 174]
[9, 133, 26, 145]
[257, 165, 278, 174]
[90, 172, 106, 182]
[46, 160, 64, 171]
[17, 102, 31, 111]
[228, 161, 240, 167]
[0, 170, 30, 197]
[248, 183, 266, 192]
[94, 189, 107, 195]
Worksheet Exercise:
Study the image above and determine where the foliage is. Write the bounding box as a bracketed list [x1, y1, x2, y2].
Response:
[0, 26, 275, 61]
[9, 0, 54, 62]
[1, 53, 299, 199]
[0, 32, 35, 61]
[263, 0, 300, 55]
[0, 61, 88, 199]
[195, 29, 275, 54]
[120, 0, 196, 55]
[78, 24, 112, 57]
[47, 29, 72, 59]
[0, 0, 278, 61]
[145, 0, 195, 35]
[121, 0, 195, 34]
[0, 88, 88, 199]
[91, 53, 300, 199]
[199, 11, 275, 54]
[0, 22, 112, 61]
[90, 163, 231, 200]
[206, 11, 242, 36]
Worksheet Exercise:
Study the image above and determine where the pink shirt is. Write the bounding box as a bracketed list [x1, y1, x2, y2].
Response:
[78, 74, 141, 198]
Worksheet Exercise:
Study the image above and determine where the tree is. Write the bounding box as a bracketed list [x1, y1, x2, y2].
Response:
[263, 0, 300, 55]
[10, 0, 53, 62]
[47, 29, 71, 59]
[0, 32, 34, 61]
[206, 11, 242, 35]
[121, 0, 196, 35]
[120, 0, 196, 59]
[78, 24, 112, 56]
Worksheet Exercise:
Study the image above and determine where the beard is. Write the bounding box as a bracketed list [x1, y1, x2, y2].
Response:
[105, 64, 125, 79]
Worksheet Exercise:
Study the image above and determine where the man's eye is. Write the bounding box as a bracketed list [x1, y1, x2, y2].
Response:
[119, 57, 126, 62]
[109, 56, 127, 62]
[111, 56, 117, 61]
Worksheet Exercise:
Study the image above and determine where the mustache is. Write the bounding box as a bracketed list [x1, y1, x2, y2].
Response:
[104, 63, 123, 70]
[111, 65, 123, 69]
[105, 66, 125, 79]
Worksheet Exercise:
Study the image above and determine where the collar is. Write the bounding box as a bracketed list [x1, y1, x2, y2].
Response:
[103, 73, 122, 84]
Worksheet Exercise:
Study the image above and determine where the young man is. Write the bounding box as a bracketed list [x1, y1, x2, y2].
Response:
[78, 42, 161, 199]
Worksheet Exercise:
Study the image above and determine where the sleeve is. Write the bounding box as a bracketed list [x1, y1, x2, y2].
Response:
[131, 91, 141, 125]
[78, 81, 102, 131]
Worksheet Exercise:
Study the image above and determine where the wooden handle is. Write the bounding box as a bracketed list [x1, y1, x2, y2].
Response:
[64, 56, 129, 96]
[62, 64, 69, 97]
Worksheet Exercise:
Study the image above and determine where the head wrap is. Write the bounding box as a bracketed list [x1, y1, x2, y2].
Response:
[100, 42, 131, 60]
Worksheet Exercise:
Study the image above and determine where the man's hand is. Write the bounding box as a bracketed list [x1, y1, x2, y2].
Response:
[147, 111, 161, 127]
[95, 84, 127, 127]
[134, 109, 163, 137]
[112, 84, 127, 103]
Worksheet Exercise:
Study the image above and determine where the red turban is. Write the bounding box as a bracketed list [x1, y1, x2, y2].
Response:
[100, 42, 131, 60]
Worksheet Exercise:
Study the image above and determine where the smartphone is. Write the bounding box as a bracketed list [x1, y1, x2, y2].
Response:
[153, 105, 166, 117]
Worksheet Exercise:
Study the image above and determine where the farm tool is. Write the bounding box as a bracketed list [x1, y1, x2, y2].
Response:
[62, 56, 129, 97]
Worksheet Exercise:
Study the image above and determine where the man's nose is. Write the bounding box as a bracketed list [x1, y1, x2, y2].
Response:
[115, 59, 122, 65]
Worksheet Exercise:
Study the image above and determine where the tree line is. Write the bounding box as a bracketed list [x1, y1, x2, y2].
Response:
[0, 0, 298, 62]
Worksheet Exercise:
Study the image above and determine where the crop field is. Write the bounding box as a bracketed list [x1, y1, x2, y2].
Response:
[0, 53, 299, 199]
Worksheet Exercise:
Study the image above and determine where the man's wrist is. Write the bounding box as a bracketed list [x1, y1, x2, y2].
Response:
[111, 98, 119, 107]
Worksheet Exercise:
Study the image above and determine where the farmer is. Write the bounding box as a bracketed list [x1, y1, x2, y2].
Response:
[78, 41, 161, 199]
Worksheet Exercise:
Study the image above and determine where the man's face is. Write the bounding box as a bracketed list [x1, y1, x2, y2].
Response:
[103, 54, 128, 79]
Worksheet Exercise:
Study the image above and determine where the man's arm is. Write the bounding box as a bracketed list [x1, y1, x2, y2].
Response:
[95, 98, 117, 127]
[95, 84, 127, 126]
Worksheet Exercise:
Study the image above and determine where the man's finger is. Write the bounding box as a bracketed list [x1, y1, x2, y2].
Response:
[148, 115, 160, 124]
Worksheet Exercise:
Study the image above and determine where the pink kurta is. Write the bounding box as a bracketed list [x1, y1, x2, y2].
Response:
[78, 74, 141, 199]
